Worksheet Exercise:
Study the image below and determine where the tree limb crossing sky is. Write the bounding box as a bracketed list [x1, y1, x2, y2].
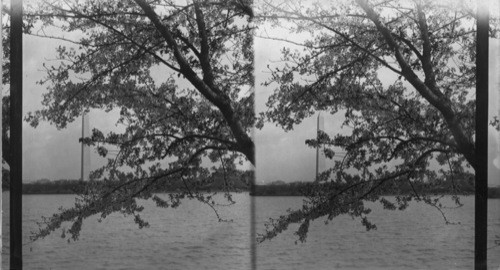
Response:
[12, 17, 500, 187]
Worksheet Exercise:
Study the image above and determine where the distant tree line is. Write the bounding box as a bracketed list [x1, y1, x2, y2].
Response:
[22, 179, 87, 194]
[2, 169, 253, 194]
[252, 181, 315, 196]
[487, 187, 500, 198]
[5, 171, 499, 198]
[252, 176, 500, 198]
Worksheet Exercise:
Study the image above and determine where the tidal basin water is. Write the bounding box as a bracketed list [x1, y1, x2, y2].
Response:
[2, 193, 500, 269]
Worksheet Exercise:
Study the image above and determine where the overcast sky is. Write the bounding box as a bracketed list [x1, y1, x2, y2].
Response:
[6, 12, 500, 187]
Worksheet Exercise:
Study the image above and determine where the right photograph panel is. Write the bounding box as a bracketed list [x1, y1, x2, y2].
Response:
[253, 0, 500, 269]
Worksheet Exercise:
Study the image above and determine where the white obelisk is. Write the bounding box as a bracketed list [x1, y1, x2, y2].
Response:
[315, 112, 325, 181]
[81, 113, 91, 181]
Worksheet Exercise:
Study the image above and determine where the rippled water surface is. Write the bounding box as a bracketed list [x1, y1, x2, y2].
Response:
[255, 196, 500, 270]
[2, 193, 251, 269]
[2, 193, 500, 269]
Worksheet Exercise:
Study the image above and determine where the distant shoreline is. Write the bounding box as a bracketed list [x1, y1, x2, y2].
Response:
[2, 180, 499, 198]
[250, 184, 500, 199]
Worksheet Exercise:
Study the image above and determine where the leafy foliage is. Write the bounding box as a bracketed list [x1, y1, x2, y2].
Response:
[23, 0, 254, 242]
[257, 0, 498, 242]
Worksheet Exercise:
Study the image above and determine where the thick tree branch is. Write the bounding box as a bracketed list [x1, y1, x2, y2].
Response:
[355, 0, 476, 169]
[134, 0, 254, 164]
[193, 2, 215, 87]
[416, 3, 438, 90]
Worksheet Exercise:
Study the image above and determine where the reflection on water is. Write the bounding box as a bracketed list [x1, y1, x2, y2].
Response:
[2, 193, 500, 269]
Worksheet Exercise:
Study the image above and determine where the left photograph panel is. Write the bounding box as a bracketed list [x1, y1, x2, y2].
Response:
[2, 1, 255, 269]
